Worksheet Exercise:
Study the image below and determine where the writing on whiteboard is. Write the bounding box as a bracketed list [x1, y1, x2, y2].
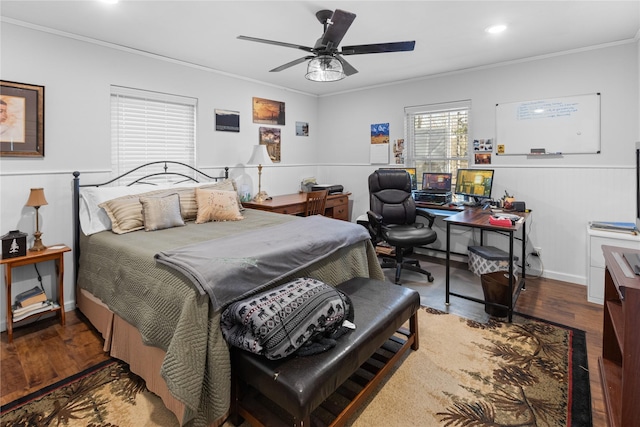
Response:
[517, 100, 579, 120]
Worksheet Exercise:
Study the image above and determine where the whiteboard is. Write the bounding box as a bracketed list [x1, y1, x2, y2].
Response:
[495, 93, 600, 155]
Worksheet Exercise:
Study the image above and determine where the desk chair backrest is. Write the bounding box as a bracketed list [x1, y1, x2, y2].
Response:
[369, 169, 417, 225]
[305, 190, 328, 216]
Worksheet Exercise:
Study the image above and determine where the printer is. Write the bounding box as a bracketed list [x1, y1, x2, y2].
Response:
[311, 184, 344, 194]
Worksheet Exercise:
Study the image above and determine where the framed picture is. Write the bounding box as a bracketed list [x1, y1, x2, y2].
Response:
[252, 97, 285, 125]
[259, 127, 281, 162]
[215, 109, 240, 132]
[296, 121, 309, 136]
[1, 81, 44, 157]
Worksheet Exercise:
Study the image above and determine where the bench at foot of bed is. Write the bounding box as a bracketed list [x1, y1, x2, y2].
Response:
[229, 277, 420, 427]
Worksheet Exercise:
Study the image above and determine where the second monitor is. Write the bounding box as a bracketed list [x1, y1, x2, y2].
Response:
[422, 172, 452, 193]
[454, 168, 494, 205]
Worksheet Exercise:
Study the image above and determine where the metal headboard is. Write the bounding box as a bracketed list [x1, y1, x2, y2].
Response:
[72, 161, 230, 286]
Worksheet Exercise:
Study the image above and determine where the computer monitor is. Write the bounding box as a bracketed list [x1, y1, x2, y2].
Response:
[422, 172, 452, 193]
[454, 169, 494, 204]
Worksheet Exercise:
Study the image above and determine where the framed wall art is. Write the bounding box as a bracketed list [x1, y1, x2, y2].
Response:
[295, 121, 309, 136]
[215, 109, 240, 132]
[1, 81, 44, 157]
[259, 127, 281, 162]
[252, 97, 285, 125]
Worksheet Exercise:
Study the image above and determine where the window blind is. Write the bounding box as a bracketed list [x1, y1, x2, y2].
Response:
[110, 85, 196, 182]
[405, 100, 470, 186]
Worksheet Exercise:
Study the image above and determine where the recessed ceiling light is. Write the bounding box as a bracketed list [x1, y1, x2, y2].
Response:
[485, 24, 507, 34]
[99, 0, 119, 4]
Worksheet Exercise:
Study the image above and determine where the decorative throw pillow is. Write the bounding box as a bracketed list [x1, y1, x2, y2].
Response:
[220, 277, 354, 360]
[180, 179, 244, 220]
[140, 193, 185, 231]
[99, 188, 181, 234]
[195, 188, 244, 223]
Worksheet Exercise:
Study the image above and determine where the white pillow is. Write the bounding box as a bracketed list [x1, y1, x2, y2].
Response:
[79, 185, 156, 235]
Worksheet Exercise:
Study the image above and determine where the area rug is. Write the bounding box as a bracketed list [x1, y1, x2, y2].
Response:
[1, 307, 591, 427]
[0, 358, 179, 426]
[349, 307, 591, 427]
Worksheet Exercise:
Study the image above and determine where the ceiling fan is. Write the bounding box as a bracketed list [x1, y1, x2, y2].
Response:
[237, 9, 415, 81]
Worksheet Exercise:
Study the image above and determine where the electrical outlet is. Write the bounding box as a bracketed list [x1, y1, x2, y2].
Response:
[532, 247, 542, 257]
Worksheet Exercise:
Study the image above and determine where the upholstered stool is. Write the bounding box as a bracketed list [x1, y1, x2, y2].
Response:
[229, 277, 420, 427]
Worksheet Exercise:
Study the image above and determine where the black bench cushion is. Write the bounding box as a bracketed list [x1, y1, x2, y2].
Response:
[232, 277, 420, 419]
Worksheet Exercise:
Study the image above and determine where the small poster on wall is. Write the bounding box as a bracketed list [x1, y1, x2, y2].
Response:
[215, 109, 240, 132]
[296, 121, 309, 136]
[392, 139, 405, 165]
[475, 152, 491, 164]
[370, 122, 390, 164]
[473, 138, 493, 152]
[259, 127, 281, 162]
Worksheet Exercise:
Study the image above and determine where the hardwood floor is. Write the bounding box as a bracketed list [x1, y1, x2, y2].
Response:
[1, 270, 605, 426]
[1, 310, 110, 407]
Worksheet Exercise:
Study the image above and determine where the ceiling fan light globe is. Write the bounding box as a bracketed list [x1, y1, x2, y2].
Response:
[305, 55, 345, 82]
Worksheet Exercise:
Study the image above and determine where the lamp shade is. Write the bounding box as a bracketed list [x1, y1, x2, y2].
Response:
[247, 144, 274, 166]
[305, 55, 345, 82]
[26, 188, 48, 207]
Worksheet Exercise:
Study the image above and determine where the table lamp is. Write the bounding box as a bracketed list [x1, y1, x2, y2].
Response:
[247, 144, 273, 203]
[26, 187, 48, 251]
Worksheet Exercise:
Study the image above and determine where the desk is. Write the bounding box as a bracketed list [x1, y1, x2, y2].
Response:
[443, 208, 529, 322]
[2, 244, 70, 342]
[242, 192, 351, 221]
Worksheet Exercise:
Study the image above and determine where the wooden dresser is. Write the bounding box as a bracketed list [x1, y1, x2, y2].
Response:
[242, 192, 351, 221]
[599, 245, 640, 427]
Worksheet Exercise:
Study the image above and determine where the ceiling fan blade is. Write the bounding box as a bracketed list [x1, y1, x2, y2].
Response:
[341, 41, 416, 55]
[237, 35, 314, 53]
[319, 9, 356, 49]
[269, 56, 315, 72]
[335, 55, 358, 76]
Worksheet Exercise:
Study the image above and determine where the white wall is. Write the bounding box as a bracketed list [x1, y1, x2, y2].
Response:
[316, 42, 639, 284]
[0, 23, 320, 330]
[0, 22, 638, 333]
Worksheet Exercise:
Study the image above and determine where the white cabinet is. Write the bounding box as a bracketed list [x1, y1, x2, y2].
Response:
[587, 227, 640, 304]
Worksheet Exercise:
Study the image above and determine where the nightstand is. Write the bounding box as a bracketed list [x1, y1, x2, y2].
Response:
[2, 244, 71, 343]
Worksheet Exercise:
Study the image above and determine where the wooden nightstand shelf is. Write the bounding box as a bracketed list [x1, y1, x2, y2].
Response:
[2, 244, 70, 343]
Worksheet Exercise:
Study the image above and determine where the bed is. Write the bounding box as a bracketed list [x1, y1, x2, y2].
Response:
[71, 162, 384, 427]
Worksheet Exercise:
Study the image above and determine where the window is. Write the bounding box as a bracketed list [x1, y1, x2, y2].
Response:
[405, 100, 470, 190]
[110, 86, 196, 182]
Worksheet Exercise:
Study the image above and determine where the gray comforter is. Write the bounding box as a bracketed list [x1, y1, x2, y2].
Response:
[155, 215, 371, 312]
[77, 209, 384, 426]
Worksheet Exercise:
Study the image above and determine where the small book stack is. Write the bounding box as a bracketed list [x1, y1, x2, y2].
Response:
[12, 286, 56, 322]
[375, 242, 395, 256]
[589, 221, 638, 235]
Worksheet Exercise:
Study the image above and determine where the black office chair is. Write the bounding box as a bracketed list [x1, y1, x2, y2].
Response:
[367, 169, 437, 284]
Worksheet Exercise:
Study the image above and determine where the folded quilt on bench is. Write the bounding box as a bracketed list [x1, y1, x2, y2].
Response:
[221, 277, 354, 360]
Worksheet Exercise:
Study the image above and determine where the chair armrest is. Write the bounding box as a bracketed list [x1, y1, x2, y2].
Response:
[367, 210, 383, 227]
[416, 209, 436, 227]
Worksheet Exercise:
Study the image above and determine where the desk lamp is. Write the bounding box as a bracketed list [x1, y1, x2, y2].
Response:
[247, 144, 273, 203]
[26, 187, 48, 251]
